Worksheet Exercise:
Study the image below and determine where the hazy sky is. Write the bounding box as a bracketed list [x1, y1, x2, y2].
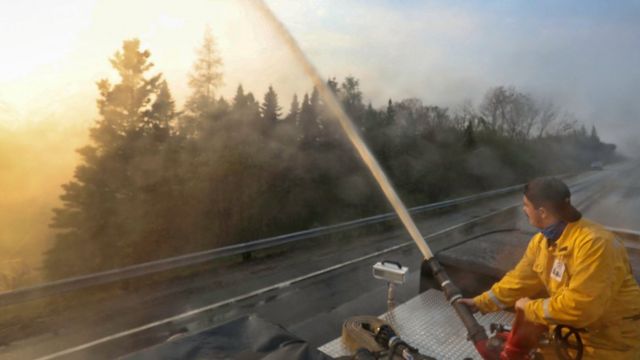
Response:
[1, 0, 639, 151]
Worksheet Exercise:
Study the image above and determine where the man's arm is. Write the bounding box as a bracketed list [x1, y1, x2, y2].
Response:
[472, 236, 545, 313]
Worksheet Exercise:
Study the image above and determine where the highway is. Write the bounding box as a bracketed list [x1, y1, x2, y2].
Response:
[581, 163, 640, 230]
[0, 162, 637, 359]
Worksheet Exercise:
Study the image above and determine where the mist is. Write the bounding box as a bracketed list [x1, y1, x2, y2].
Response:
[266, 0, 640, 155]
[0, 4, 636, 360]
[0, 0, 635, 287]
[0, 120, 87, 288]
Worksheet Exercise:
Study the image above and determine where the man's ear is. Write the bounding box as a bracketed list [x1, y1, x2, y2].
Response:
[538, 207, 548, 219]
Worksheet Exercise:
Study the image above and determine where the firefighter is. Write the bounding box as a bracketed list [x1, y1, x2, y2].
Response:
[460, 177, 640, 359]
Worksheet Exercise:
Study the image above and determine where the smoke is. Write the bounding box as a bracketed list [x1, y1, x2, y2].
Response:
[249, 0, 436, 259]
[581, 162, 640, 231]
[265, 0, 640, 148]
[619, 136, 640, 159]
[0, 119, 87, 288]
[1, 0, 633, 286]
[466, 147, 517, 188]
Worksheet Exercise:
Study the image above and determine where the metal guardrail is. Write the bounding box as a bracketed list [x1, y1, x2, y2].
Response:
[608, 227, 640, 237]
[16, 171, 618, 360]
[0, 174, 584, 307]
[609, 227, 640, 250]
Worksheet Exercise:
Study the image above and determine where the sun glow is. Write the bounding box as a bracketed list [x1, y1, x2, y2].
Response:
[0, 0, 311, 282]
[0, 0, 307, 129]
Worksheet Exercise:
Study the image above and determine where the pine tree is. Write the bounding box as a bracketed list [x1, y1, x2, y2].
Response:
[299, 93, 318, 147]
[244, 92, 261, 120]
[338, 77, 366, 131]
[310, 87, 320, 114]
[149, 80, 176, 137]
[91, 40, 163, 145]
[230, 85, 260, 127]
[308, 87, 324, 139]
[340, 77, 364, 116]
[233, 85, 246, 108]
[178, 27, 224, 137]
[362, 102, 378, 133]
[46, 39, 178, 279]
[286, 94, 300, 123]
[260, 85, 282, 123]
[185, 26, 223, 117]
[218, 96, 230, 112]
[384, 99, 395, 127]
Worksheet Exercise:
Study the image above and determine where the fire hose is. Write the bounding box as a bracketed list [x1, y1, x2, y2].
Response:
[340, 316, 435, 360]
[254, 2, 584, 359]
[253, 1, 495, 356]
[341, 316, 385, 354]
[339, 312, 583, 360]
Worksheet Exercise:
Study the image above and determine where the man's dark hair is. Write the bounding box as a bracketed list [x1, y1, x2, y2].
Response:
[524, 177, 582, 222]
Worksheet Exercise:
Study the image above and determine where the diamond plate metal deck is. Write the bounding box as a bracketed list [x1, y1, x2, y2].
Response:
[318, 289, 514, 359]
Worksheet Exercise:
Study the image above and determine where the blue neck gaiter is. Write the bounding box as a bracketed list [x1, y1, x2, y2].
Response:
[541, 221, 567, 245]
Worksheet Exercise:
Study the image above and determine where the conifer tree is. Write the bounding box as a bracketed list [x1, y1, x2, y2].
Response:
[384, 99, 395, 127]
[299, 93, 318, 147]
[260, 85, 282, 123]
[185, 26, 223, 117]
[310, 87, 320, 113]
[286, 94, 300, 123]
[233, 85, 247, 109]
[179, 27, 224, 136]
[46, 39, 177, 279]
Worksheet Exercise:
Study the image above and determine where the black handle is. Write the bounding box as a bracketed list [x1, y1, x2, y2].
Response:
[381, 260, 402, 269]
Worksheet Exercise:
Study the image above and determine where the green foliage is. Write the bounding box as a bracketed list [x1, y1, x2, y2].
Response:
[179, 28, 224, 137]
[286, 94, 300, 123]
[185, 28, 223, 116]
[47, 39, 180, 278]
[45, 40, 619, 280]
[260, 85, 281, 124]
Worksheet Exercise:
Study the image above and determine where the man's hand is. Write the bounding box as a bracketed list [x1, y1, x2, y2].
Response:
[458, 298, 479, 313]
[515, 297, 531, 311]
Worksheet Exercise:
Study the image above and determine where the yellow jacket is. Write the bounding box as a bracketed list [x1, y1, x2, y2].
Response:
[474, 218, 640, 359]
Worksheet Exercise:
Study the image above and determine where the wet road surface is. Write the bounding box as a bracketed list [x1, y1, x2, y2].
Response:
[1, 163, 637, 359]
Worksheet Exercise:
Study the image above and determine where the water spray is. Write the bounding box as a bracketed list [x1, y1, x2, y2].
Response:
[249, 0, 489, 353]
[249, 0, 433, 260]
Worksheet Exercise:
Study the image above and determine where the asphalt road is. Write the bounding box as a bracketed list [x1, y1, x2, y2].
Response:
[0, 162, 636, 360]
[581, 162, 640, 231]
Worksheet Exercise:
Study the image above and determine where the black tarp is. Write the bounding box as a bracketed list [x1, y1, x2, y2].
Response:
[120, 315, 335, 360]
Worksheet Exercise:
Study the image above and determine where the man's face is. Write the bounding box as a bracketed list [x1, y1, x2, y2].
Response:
[522, 195, 545, 228]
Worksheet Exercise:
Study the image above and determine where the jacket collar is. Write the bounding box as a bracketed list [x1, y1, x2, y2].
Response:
[540, 221, 568, 246]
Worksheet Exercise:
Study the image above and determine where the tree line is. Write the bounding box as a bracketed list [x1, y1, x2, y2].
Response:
[45, 31, 617, 280]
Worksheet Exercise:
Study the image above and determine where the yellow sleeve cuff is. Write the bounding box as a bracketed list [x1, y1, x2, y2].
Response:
[524, 298, 547, 325]
[474, 291, 502, 314]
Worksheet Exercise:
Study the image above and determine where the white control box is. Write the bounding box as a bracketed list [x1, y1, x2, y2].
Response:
[372, 261, 408, 284]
